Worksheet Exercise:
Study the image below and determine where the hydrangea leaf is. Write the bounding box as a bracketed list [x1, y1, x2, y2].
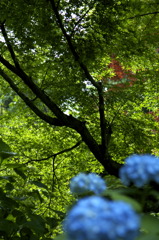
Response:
[136, 233, 159, 240]
[141, 214, 159, 234]
[105, 189, 142, 212]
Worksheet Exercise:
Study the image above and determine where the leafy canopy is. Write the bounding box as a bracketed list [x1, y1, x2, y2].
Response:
[1, 0, 159, 238]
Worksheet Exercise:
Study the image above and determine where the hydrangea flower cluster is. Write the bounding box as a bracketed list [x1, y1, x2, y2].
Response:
[64, 196, 140, 240]
[119, 154, 159, 187]
[70, 173, 106, 195]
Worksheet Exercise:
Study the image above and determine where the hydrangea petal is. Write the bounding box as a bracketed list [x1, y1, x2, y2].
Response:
[64, 196, 140, 240]
[70, 173, 106, 195]
[119, 154, 159, 187]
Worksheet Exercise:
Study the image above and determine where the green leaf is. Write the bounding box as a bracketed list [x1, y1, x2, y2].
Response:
[0, 196, 19, 209]
[6, 213, 16, 221]
[28, 190, 44, 203]
[29, 181, 48, 190]
[0, 139, 16, 161]
[0, 187, 8, 199]
[54, 234, 67, 240]
[5, 163, 25, 168]
[20, 226, 33, 238]
[52, 209, 65, 218]
[12, 210, 27, 225]
[45, 217, 59, 229]
[104, 190, 142, 212]
[14, 168, 27, 180]
[136, 233, 159, 240]
[23, 214, 46, 235]
[0, 175, 16, 182]
[14, 196, 28, 201]
[0, 151, 17, 160]
[0, 138, 11, 152]
[5, 182, 14, 191]
[0, 220, 18, 235]
[141, 214, 159, 234]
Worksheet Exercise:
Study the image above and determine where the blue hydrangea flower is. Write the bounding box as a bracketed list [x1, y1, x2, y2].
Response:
[70, 173, 106, 195]
[119, 154, 159, 187]
[64, 196, 140, 240]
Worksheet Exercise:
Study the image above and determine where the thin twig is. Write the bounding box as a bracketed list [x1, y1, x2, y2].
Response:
[70, 9, 90, 37]
[23, 140, 82, 164]
[129, 11, 159, 19]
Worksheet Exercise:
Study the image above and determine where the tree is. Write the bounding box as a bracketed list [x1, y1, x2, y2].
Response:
[1, 1, 159, 238]
[1, 0, 159, 176]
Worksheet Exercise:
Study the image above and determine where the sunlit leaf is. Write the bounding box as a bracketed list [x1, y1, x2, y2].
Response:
[29, 181, 48, 190]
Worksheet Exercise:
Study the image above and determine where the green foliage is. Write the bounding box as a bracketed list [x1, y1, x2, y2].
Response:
[0, 138, 16, 162]
[1, 0, 159, 160]
[56, 171, 159, 240]
[1, 0, 159, 238]
[0, 139, 67, 239]
[0, 116, 102, 238]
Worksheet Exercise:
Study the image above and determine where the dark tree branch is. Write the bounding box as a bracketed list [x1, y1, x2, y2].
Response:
[23, 139, 83, 164]
[0, 20, 122, 177]
[47, 0, 120, 175]
[70, 9, 90, 37]
[0, 23, 20, 68]
[48, 0, 100, 90]
[0, 24, 70, 123]
[0, 59, 106, 170]
[0, 67, 64, 126]
[129, 11, 159, 19]
[0, 53, 107, 171]
[0, 54, 69, 123]
[98, 82, 107, 152]
[56, 0, 61, 9]
[0, 54, 22, 75]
